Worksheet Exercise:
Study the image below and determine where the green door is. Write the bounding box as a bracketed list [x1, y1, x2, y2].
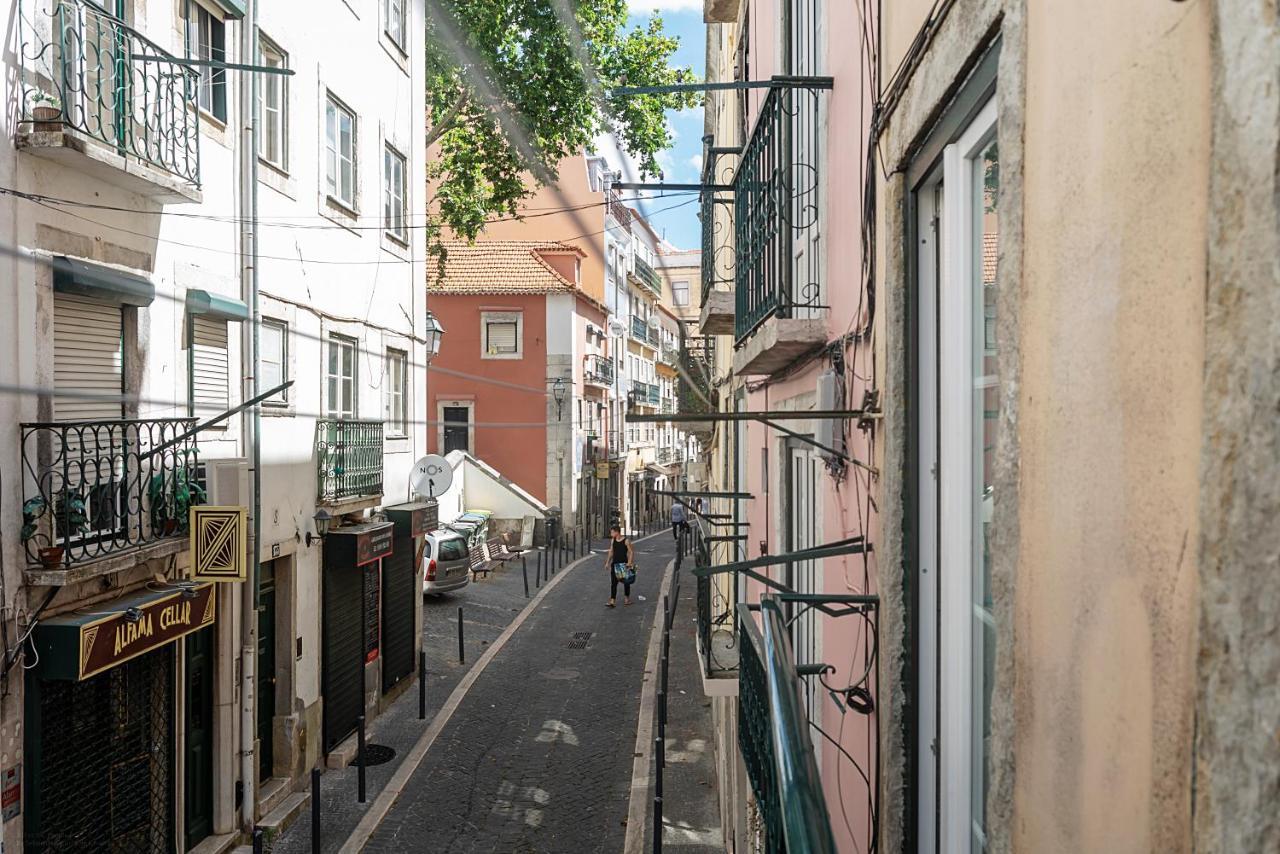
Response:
[258, 563, 277, 782]
[184, 627, 215, 850]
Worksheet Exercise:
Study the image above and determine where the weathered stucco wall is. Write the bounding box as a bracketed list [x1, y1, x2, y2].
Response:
[1013, 1, 1210, 851]
[1194, 1, 1280, 852]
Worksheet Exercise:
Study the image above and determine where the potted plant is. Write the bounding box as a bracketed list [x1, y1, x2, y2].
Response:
[29, 92, 62, 128]
[21, 490, 87, 568]
[149, 468, 207, 536]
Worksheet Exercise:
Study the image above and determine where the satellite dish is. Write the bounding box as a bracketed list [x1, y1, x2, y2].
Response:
[410, 455, 453, 500]
[607, 318, 626, 338]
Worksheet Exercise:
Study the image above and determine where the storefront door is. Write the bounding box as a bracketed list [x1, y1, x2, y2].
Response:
[258, 562, 277, 782]
[184, 627, 214, 850]
[381, 534, 416, 692]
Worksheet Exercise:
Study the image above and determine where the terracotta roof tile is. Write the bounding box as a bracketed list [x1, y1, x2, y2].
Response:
[429, 240, 583, 295]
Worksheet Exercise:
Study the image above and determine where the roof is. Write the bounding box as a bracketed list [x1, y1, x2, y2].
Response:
[430, 240, 585, 295]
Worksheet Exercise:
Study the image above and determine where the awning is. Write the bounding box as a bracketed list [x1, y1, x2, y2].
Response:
[52, 255, 155, 307]
[34, 581, 216, 681]
[186, 288, 250, 321]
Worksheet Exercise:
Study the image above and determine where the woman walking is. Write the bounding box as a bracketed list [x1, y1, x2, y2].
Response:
[605, 524, 635, 607]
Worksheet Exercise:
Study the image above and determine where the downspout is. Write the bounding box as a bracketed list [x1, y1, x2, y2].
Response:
[238, 0, 261, 831]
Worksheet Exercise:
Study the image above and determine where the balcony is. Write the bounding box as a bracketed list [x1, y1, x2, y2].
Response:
[700, 145, 737, 336]
[16, 0, 203, 201]
[584, 353, 615, 388]
[676, 338, 717, 439]
[316, 419, 384, 507]
[661, 398, 675, 415]
[733, 80, 831, 374]
[660, 344, 681, 367]
[629, 315, 659, 349]
[632, 256, 663, 295]
[738, 598, 836, 853]
[20, 418, 200, 584]
[695, 526, 739, 690]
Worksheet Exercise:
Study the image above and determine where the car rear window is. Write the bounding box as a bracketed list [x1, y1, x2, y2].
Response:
[437, 538, 468, 561]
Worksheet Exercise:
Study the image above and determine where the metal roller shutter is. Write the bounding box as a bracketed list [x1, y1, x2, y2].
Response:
[381, 537, 415, 692]
[191, 316, 229, 417]
[53, 295, 123, 421]
[321, 560, 364, 752]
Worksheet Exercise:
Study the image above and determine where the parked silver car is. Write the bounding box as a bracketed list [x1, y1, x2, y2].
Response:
[423, 530, 470, 595]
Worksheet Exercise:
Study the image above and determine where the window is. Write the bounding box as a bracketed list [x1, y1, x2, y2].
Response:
[190, 316, 230, 420]
[326, 334, 357, 418]
[384, 0, 406, 51]
[914, 96, 997, 853]
[261, 320, 288, 405]
[383, 145, 407, 242]
[672, 280, 689, 306]
[258, 38, 287, 169]
[384, 348, 407, 435]
[185, 2, 226, 122]
[481, 311, 522, 359]
[325, 95, 356, 209]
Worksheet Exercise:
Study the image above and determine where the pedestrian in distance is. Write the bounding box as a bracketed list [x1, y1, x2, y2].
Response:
[605, 524, 635, 607]
[671, 500, 690, 541]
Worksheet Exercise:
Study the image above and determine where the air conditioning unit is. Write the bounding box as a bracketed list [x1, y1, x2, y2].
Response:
[202, 458, 250, 508]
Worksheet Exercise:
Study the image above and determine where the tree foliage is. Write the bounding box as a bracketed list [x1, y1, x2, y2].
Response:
[425, 0, 697, 244]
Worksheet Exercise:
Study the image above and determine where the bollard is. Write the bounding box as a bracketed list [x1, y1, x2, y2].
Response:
[653, 795, 664, 854]
[252, 827, 264, 854]
[457, 607, 465, 663]
[571, 529, 577, 559]
[419, 650, 427, 720]
[522, 556, 529, 597]
[357, 714, 367, 803]
[311, 767, 321, 854]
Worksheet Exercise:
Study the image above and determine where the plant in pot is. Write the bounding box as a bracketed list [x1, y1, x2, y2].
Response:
[21, 490, 87, 568]
[149, 468, 207, 536]
[29, 91, 62, 128]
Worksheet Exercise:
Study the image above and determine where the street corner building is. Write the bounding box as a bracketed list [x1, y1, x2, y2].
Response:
[689, 0, 1280, 852]
[0, 0, 433, 851]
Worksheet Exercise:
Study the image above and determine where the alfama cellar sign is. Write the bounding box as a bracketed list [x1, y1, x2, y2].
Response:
[34, 581, 216, 681]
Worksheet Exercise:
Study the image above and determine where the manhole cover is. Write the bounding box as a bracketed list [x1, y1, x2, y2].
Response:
[361, 744, 396, 766]
[566, 631, 593, 649]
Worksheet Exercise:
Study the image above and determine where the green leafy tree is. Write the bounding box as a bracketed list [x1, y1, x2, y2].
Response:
[425, 0, 697, 245]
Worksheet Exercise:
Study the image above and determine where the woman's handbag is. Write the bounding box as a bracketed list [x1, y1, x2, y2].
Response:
[613, 562, 637, 585]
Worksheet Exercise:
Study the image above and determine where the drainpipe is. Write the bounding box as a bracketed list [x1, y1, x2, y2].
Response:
[238, 0, 261, 831]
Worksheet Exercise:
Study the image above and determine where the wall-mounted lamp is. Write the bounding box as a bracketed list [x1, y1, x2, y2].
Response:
[306, 508, 332, 547]
[424, 310, 445, 361]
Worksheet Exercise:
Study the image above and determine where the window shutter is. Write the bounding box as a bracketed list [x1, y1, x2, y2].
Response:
[192, 316, 230, 417]
[486, 322, 517, 354]
[53, 295, 123, 421]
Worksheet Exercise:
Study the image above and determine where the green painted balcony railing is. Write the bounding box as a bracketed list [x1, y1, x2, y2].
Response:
[738, 599, 837, 854]
[19, 418, 201, 570]
[634, 256, 662, 294]
[734, 81, 827, 343]
[584, 353, 615, 386]
[18, 0, 203, 185]
[630, 315, 659, 347]
[316, 419, 384, 502]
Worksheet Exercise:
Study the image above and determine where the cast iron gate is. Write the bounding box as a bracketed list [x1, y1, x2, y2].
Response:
[26, 648, 174, 853]
[381, 536, 416, 692]
[322, 560, 365, 752]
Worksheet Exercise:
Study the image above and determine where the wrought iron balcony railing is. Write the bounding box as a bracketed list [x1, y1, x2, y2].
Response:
[738, 598, 837, 854]
[19, 418, 200, 570]
[734, 79, 830, 342]
[633, 256, 663, 295]
[661, 398, 675, 415]
[316, 419, 384, 502]
[701, 145, 737, 308]
[660, 344, 681, 367]
[629, 315, 659, 347]
[584, 353, 615, 387]
[17, 0, 202, 186]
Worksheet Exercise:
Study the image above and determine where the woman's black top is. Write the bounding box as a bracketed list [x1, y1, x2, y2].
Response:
[611, 537, 629, 565]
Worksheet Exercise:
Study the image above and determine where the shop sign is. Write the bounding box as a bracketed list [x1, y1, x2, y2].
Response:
[1, 765, 19, 822]
[191, 505, 248, 581]
[35, 582, 216, 681]
[356, 524, 394, 566]
[385, 501, 438, 538]
[595, 461, 611, 479]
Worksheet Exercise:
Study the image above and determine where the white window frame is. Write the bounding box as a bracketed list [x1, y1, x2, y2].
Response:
[384, 348, 408, 436]
[260, 318, 289, 406]
[915, 95, 998, 854]
[326, 333, 358, 419]
[258, 36, 288, 170]
[325, 94, 357, 210]
[185, 1, 227, 123]
[383, 0, 406, 52]
[383, 143, 408, 243]
[672, 279, 690, 306]
[480, 311, 523, 360]
[437, 399, 475, 455]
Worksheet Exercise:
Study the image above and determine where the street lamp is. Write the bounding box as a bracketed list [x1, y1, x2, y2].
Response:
[551, 377, 567, 420]
[424, 309, 445, 361]
[306, 508, 332, 547]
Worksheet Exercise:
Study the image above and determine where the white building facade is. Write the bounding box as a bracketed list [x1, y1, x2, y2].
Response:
[0, 0, 428, 850]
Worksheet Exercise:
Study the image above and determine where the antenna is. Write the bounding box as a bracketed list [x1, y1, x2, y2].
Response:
[409, 454, 454, 500]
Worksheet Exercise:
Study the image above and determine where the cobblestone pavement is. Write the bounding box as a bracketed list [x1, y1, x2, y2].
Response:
[364, 533, 679, 854]
[643, 565, 724, 853]
[273, 549, 549, 854]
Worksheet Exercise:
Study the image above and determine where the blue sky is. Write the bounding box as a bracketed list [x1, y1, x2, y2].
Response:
[595, 1, 705, 251]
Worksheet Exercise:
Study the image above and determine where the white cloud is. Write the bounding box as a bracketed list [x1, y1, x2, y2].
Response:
[671, 106, 703, 123]
[687, 154, 703, 175]
[627, 0, 703, 13]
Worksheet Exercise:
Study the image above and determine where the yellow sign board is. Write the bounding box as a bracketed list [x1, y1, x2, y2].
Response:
[190, 505, 248, 581]
[595, 461, 611, 479]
